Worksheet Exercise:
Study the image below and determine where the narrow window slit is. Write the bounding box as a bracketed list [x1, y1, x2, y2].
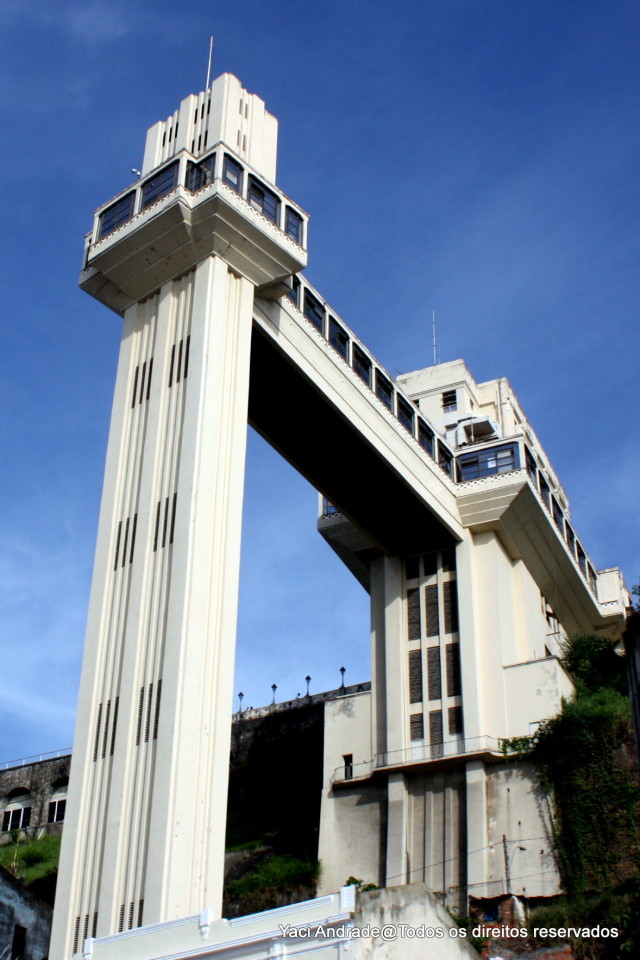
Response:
[184, 335, 190, 379]
[135, 686, 145, 745]
[114, 521, 122, 571]
[162, 497, 169, 547]
[153, 679, 162, 739]
[144, 683, 154, 742]
[176, 340, 183, 382]
[153, 501, 161, 552]
[139, 362, 147, 404]
[101, 699, 111, 758]
[131, 366, 139, 408]
[169, 493, 177, 544]
[110, 696, 120, 755]
[121, 517, 130, 568]
[129, 514, 138, 564]
[93, 703, 103, 762]
[168, 344, 176, 387]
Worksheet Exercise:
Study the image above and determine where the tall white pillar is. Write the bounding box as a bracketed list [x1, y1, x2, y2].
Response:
[51, 72, 307, 958]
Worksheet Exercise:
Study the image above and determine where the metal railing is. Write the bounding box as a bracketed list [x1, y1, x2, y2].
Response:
[331, 735, 503, 784]
[0, 748, 71, 772]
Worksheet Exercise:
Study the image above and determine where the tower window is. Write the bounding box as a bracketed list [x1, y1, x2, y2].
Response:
[442, 389, 457, 412]
[328, 317, 349, 360]
[417, 419, 434, 457]
[247, 175, 280, 224]
[222, 154, 243, 194]
[375, 371, 393, 410]
[185, 153, 216, 192]
[303, 291, 324, 333]
[287, 276, 300, 308]
[141, 161, 180, 210]
[343, 754, 353, 779]
[397, 396, 414, 434]
[285, 207, 303, 245]
[539, 473, 551, 510]
[98, 192, 136, 240]
[437, 443, 453, 478]
[352, 345, 372, 386]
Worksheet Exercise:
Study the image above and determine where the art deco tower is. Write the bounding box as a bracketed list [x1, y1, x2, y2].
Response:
[50, 73, 307, 957]
[51, 70, 629, 960]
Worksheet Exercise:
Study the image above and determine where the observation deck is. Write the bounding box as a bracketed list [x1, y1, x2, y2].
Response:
[80, 143, 307, 313]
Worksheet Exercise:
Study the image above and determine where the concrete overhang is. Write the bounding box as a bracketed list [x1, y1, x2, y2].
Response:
[248, 321, 460, 558]
[457, 472, 626, 637]
[80, 183, 306, 315]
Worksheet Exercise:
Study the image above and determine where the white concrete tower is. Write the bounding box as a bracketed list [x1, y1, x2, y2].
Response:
[50, 74, 307, 958]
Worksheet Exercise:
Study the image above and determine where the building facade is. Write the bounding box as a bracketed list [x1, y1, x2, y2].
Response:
[0, 753, 70, 842]
[49, 71, 629, 959]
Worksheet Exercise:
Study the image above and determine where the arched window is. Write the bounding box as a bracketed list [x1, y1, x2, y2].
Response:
[2, 788, 32, 831]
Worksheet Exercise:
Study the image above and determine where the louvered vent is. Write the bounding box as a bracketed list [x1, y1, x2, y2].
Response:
[446, 643, 462, 697]
[408, 650, 423, 703]
[425, 584, 439, 636]
[427, 646, 442, 700]
[448, 705, 464, 736]
[407, 588, 421, 640]
[443, 580, 458, 633]
[410, 713, 424, 741]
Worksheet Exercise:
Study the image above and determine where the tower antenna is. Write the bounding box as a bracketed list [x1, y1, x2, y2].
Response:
[206, 36, 215, 90]
[432, 309, 437, 365]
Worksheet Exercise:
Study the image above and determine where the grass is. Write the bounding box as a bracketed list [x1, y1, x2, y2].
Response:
[225, 854, 319, 897]
[0, 833, 61, 885]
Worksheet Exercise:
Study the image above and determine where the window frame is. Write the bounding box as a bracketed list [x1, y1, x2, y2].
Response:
[284, 206, 303, 245]
[222, 154, 244, 194]
[140, 161, 180, 211]
[247, 175, 281, 225]
[97, 191, 136, 240]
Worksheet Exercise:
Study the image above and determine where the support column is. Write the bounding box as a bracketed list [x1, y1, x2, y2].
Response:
[50, 256, 254, 957]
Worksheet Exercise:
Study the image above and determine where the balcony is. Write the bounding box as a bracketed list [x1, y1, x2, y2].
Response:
[330, 736, 504, 786]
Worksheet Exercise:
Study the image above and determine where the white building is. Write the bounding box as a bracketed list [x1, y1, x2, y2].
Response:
[49, 72, 629, 959]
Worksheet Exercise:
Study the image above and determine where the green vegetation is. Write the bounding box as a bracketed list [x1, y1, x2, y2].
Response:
[0, 832, 60, 884]
[226, 854, 319, 897]
[344, 875, 378, 892]
[223, 853, 320, 918]
[502, 633, 640, 958]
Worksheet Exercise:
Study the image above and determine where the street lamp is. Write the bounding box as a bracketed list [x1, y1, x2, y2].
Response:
[305, 675, 311, 696]
[340, 666, 346, 689]
[271, 683, 277, 704]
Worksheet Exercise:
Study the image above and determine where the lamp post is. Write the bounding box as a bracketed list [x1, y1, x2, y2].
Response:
[305, 675, 311, 697]
[271, 683, 277, 704]
[340, 666, 346, 689]
[238, 692, 244, 713]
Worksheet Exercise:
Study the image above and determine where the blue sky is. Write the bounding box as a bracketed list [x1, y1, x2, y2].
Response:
[1, 0, 638, 761]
